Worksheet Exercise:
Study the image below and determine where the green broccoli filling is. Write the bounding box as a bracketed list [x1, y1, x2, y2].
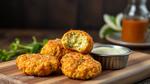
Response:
[65, 32, 87, 51]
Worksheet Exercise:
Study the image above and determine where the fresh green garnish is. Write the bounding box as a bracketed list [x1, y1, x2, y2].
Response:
[99, 24, 118, 38]
[0, 36, 48, 61]
[99, 13, 123, 39]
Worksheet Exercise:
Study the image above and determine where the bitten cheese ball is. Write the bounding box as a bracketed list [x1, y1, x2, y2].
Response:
[61, 52, 102, 80]
[16, 54, 60, 76]
[61, 30, 94, 54]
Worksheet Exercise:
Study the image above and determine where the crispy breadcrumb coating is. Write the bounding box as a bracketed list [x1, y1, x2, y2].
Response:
[61, 30, 94, 54]
[16, 54, 60, 76]
[61, 52, 102, 80]
[40, 39, 71, 60]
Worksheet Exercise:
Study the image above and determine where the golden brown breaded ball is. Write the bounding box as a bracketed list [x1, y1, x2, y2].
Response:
[16, 54, 60, 76]
[40, 39, 71, 60]
[61, 52, 102, 80]
[61, 30, 94, 54]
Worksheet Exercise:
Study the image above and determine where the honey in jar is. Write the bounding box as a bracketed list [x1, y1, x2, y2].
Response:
[122, 18, 149, 43]
[122, 0, 150, 43]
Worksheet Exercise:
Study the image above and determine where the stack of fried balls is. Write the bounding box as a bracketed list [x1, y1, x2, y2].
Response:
[16, 30, 102, 80]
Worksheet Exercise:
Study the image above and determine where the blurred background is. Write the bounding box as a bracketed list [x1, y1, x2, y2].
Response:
[0, 0, 150, 44]
[1, 0, 150, 29]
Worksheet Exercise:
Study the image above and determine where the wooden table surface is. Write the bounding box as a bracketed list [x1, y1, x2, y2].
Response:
[0, 28, 149, 84]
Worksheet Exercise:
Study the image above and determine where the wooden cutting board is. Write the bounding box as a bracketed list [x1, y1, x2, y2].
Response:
[0, 52, 150, 84]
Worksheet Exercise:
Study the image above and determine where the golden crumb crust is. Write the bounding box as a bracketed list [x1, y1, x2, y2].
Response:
[61, 30, 94, 54]
[61, 52, 102, 80]
[40, 39, 71, 60]
[16, 54, 60, 76]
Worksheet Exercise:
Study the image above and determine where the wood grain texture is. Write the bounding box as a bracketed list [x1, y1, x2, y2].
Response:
[0, 52, 150, 84]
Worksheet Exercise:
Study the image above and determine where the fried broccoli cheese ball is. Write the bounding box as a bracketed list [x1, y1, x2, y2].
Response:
[61, 30, 94, 54]
[16, 54, 60, 76]
[40, 39, 71, 60]
[61, 52, 102, 80]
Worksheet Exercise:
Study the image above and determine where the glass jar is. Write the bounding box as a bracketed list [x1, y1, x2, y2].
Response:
[122, 0, 149, 43]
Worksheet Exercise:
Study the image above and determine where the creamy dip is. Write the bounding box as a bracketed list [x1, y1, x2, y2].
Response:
[92, 47, 128, 55]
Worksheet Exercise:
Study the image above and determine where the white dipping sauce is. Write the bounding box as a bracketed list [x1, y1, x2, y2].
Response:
[92, 47, 128, 55]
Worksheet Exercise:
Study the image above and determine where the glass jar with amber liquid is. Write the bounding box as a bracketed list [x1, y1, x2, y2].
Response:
[122, 0, 150, 43]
